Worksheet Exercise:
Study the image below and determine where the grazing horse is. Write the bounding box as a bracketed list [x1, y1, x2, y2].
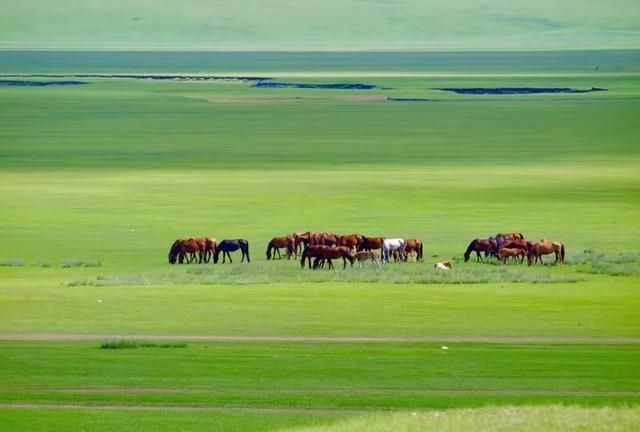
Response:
[168, 239, 201, 264]
[293, 232, 310, 255]
[498, 248, 527, 264]
[266, 236, 295, 260]
[300, 245, 329, 269]
[190, 237, 217, 263]
[382, 238, 406, 263]
[353, 250, 380, 267]
[309, 232, 339, 246]
[501, 239, 530, 263]
[214, 239, 250, 264]
[403, 239, 424, 262]
[337, 234, 365, 251]
[357, 236, 385, 252]
[464, 238, 497, 262]
[312, 246, 354, 270]
[528, 239, 565, 266]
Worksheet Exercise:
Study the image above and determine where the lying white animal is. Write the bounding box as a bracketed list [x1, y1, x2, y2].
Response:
[434, 261, 453, 270]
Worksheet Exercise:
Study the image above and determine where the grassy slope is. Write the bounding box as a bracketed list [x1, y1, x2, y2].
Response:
[1, 1, 640, 50]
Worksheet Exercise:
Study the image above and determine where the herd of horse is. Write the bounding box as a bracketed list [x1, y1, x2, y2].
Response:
[169, 231, 565, 268]
[464, 232, 565, 266]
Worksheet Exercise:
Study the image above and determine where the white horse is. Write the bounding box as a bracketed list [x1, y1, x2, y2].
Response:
[382, 238, 406, 263]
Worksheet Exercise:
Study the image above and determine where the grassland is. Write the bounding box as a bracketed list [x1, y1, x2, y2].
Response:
[0, 52, 639, 430]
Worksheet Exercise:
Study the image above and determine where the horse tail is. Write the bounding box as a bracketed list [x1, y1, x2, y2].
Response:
[464, 240, 476, 262]
[419, 241, 424, 261]
[561, 243, 565, 264]
[300, 247, 307, 268]
[245, 241, 250, 263]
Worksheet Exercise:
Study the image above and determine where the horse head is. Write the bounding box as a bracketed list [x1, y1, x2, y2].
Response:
[168, 240, 182, 264]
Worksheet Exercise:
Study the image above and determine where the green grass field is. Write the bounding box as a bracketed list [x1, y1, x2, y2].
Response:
[1, 51, 639, 430]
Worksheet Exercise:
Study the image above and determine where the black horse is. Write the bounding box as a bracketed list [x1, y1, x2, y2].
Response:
[463, 238, 497, 262]
[214, 239, 250, 264]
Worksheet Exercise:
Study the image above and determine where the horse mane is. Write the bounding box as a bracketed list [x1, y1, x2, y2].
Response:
[464, 239, 477, 260]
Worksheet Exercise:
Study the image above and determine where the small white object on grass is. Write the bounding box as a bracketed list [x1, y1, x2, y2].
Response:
[441, 346, 448, 350]
[97, 299, 102, 303]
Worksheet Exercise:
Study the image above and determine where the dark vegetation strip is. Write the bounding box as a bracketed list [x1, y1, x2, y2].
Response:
[100, 340, 187, 349]
[387, 97, 434, 102]
[0, 80, 87, 87]
[254, 82, 378, 90]
[438, 87, 607, 95]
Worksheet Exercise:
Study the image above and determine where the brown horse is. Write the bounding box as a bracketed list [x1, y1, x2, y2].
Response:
[528, 239, 565, 266]
[293, 232, 310, 255]
[403, 239, 424, 262]
[266, 236, 296, 260]
[464, 238, 497, 262]
[497, 232, 525, 240]
[353, 250, 380, 267]
[501, 239, 530, 263]
[168, 239, 201, 264]
[300, 245, 329, 269]
[337, 234, 365, 251]
[309, 232, 339, 246]
[498, 247, 527, 264]
[190, 237, 217, 263]
[312, 246, 354, 270]
[357, 236, 385, 252]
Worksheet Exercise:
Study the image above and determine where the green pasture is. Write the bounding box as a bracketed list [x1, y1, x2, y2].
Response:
[1, 63, 639, 430]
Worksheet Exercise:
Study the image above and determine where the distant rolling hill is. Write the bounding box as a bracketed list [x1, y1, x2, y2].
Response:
[1, 0, 639, 51]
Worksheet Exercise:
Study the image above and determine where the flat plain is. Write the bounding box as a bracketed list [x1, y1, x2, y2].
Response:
[0, 51, 639, 431]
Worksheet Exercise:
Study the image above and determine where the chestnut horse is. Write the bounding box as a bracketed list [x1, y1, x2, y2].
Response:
[266, 236, 295, 260]
[293, 232, 310, 255]
[464, 238, 497, 262]
[337, 234, 365, 251]
[312, 246, 354, 270]
[528, 239, 565, 266]
[495, 233, 525, 251]
[214, 239, 250, 264]
[191, 237, 217, 263]
[309, 232, 339, 246]
[353, 250, 380, 267]
[403, 239, 424, 262]
[300, 245, 329, 269]
[498, 247, 527, 264]
[168, 239, 201, 264]
[502, 239, 530, 263]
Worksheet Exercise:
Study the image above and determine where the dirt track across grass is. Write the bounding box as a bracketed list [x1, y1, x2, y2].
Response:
[1, 334, 639, 345]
